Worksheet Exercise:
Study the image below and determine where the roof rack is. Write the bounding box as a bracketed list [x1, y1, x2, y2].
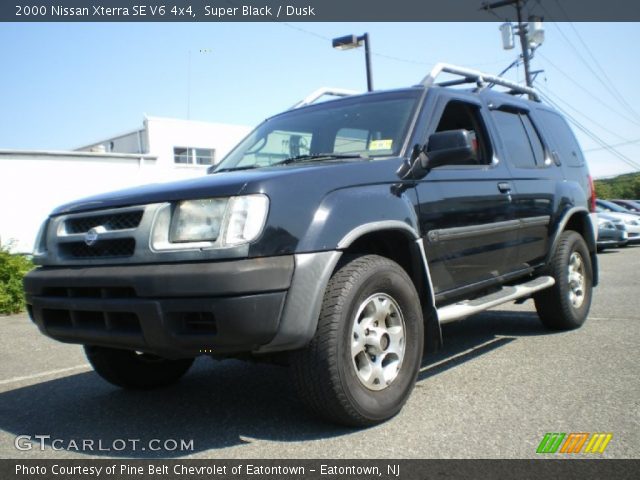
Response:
[291, 87, 362, 109]
[420, 63, 540, 101]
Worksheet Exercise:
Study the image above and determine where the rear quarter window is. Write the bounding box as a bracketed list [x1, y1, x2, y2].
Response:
[536, 110, 586, 167]
[490, 109, 540, 169]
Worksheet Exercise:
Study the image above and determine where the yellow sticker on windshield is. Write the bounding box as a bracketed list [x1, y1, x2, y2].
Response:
[369, 139, 393, 150]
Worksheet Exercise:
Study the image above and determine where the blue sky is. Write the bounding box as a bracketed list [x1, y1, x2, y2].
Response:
[1, 22, 639, 178]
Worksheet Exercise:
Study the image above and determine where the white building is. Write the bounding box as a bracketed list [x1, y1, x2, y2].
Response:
[0, 117, 251, 253]
[77, 116, 250, 180]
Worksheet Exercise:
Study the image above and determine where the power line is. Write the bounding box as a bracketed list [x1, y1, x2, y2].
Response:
[279, 23, 508, 69]
[538, 90, 640, 172]
[583, 138, 640, 153]
[536, 0, 640, 124]
[549, 22, 640, 125]
[536, 91, 640, 170]
[537, 83, 633, 143]
[537, 52, 640, 127]
[551, 0, 640, 123]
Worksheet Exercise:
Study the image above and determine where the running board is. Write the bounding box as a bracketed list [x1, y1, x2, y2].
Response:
[437, 276, 555, 324]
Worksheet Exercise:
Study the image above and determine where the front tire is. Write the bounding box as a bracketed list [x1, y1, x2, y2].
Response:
[291, 255, 424, 427]
[534, 231, 593, 330]
[85, 346, 194, 389]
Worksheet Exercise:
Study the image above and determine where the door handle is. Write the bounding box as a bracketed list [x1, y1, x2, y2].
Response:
[497, 182, 512, 194]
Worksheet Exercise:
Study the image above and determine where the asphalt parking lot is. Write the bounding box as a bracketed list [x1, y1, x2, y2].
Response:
[0, 246, 638, 459]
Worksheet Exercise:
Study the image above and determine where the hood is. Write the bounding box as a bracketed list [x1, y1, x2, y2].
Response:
[51, 159, 404, 216]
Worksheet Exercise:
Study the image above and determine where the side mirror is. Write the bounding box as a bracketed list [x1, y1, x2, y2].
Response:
[396, 129, 477, 181]
[425, 129, 477, 169]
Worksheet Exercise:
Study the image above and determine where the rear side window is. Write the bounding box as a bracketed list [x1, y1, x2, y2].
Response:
[536, 110, 585, 167]
[491, 109, 545, 168]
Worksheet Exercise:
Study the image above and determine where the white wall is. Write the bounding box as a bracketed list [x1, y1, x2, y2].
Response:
[0, 151, 157, 253]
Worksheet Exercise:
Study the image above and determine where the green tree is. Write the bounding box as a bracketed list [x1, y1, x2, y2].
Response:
[0, 245, 33, 314]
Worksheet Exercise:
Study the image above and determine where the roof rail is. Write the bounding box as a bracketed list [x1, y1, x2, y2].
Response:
[291, 87, 361, 109]
[420, 63, 540, 101]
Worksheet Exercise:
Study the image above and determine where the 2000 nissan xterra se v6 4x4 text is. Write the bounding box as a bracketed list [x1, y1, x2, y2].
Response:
[24, 64, 598, 427]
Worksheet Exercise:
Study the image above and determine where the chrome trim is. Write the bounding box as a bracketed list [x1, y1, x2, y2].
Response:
[291, 87, 361, 109]
[416, 239, 436, 306]
[429, 219, 520, 243]
[520, 215, 551, 227]
[421, 62, 540, 101]
[548, 208, 596, 259]
[337, 221, 420, 249]
[428, 216, 550, 243]
[437, 276, 555, 324]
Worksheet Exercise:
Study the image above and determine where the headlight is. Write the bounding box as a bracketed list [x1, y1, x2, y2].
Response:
[151, 194, 269, 251]
[223, 195, 269, 246]
[171, 198, 227, 243]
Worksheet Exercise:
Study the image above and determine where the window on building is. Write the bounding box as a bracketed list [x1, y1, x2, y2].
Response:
[173, 147, 216, 165]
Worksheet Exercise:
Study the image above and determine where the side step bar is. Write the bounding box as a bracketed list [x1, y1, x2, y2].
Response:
[437, 276, 555, 324]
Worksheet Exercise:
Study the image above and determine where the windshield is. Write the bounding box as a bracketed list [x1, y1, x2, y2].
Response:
[214, 90, 421, 171]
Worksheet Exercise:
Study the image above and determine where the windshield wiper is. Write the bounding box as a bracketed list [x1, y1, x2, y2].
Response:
[213, 165, 261, 173]
[213, 154, 368, 173]
[272, 153, 369, 166]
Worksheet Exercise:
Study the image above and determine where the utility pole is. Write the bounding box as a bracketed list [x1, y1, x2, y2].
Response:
[482, 0, 533, 87]
[514, 1, 532, 87]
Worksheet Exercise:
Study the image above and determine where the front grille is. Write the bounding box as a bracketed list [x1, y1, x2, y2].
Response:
[43, 204, 163, 265]
[59, 238, 136, 259]
[65, 210, 143, 234]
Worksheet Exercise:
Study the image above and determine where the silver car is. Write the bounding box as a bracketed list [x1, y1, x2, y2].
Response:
[597, 209, 640, 244]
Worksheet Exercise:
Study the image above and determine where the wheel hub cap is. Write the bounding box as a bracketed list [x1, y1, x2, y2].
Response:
[351, 293, 406, 391]
[567, 251, 586, 308]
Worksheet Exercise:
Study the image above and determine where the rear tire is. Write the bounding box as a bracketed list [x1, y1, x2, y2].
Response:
[534, 231, 593, 330]
[85, 346, 194, 389]
[291, 255, 424, 427]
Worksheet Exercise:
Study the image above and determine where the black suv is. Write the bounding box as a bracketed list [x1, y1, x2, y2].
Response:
[24, 64, 598, 427]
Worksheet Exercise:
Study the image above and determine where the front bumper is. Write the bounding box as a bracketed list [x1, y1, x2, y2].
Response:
[24, 257, 294, 358]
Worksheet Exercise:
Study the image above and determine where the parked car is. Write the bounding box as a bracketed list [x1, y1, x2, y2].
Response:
[596, 198, 640, 216]
[23, 63, 599, 426]
[596, 216, 628, 251]
[610, 199, 640, 213]
[595, 208, 640, 244]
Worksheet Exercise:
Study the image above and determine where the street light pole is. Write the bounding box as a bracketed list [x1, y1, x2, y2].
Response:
[332, 33, 373, 92]
[362, 33, 373, 92]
